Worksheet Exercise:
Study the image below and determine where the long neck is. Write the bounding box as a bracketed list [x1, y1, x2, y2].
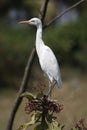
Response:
[36, 23, 43, 42]
[36, 23, 45, 57]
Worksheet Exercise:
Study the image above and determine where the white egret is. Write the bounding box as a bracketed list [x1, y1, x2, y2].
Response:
[19, 17, 63, 97]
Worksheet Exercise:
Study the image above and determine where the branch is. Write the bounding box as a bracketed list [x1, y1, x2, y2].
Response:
[39, 0, 50, 24]
[43, 0, 85, 29]
[6, 0, 50, 130]
[6, 48, 36, 130]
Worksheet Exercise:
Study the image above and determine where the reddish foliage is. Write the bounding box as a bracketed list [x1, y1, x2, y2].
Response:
[25, 95, 63, 114]
[75, 119, 87, 130]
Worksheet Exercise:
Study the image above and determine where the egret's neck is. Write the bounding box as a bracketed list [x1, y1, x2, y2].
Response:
[36, 23, 45, 57]
[36, 24, 43, 41]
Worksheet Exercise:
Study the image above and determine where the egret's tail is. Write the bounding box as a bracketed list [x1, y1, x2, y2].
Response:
[57, 77, 63, 88]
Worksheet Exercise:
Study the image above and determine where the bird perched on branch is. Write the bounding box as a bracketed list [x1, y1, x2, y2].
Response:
[19, 17, 63, 97]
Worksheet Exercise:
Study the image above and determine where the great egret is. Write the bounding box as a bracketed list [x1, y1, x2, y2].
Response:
[19, 17, 63, 97]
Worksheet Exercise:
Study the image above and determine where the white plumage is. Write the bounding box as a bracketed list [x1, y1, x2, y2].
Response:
[19, 17, 63, 97]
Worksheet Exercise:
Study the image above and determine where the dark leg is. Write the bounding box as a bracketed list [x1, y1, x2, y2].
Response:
[47, 80, 57, 98]
[47, 82, 52, 98]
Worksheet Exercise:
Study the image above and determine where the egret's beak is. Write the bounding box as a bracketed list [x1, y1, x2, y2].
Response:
[19, 20, 30, 24]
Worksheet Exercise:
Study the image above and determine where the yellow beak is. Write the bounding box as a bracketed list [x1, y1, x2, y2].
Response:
[19, 20, 30, 24]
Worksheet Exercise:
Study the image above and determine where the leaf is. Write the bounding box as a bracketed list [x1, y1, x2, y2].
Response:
[17, 121, 34, 130]
[22, 114, 36, 129]
[34, 121, 49, 130]
[17, 112, 41, 130]
[36, 92, 44, 99]
[21, 92, 34, 100]
[46, 114, 53, 123]
[33, 111, 42, 122]
[48, 120, 64, 130]
[46, 113, 56, 123]
[58, 124, 65, 130]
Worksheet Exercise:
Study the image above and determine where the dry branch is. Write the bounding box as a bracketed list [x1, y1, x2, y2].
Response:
[43, 0, 85, 29]
[40, 0, 50, 24]
[6, 48, 36, 130]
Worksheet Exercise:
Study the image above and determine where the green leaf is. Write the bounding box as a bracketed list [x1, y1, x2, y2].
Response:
[46, 114, 53, 123]
[21, 92, 34, 100]
[33, 111, 42, 122]
[34, 121, 49, 130]
[36, 92, 44, 99]
[22, 114, 37, 129]
[17, 112, 41, 130]
[17, 121, 34, 130]
[48, 120, 64, 130]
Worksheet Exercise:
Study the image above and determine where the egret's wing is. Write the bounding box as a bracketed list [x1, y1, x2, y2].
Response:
[39, 45, 62, 88]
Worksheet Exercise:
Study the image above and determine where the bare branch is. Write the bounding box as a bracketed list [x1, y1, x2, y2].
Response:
[39, 0, 50, 23]
[43, 0, 85, 29]
[6, 48, 36, 130]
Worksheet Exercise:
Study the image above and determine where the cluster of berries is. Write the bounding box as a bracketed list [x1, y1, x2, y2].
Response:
[25, 95, 63, 114]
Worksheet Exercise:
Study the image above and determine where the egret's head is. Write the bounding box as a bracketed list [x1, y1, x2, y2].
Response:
[19, 17, 42, 27]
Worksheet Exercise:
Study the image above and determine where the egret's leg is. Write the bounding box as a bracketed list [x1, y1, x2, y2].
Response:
[47, 82, 52, 98]
[47, 80, 57, 98]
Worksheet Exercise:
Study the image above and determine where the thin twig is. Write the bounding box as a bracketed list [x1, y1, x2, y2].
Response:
[43, 0, 85, 29]
[6, 48, 36, 130]
[39, 0, 50, 24]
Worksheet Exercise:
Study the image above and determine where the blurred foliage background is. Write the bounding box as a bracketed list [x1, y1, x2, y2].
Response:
[0, 0, 87, 88]
[0, 0, 87, 130]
